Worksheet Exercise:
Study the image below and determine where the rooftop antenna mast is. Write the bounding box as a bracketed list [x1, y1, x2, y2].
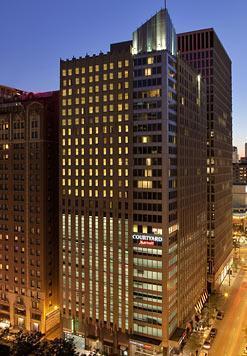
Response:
[165, 0, 167, 9]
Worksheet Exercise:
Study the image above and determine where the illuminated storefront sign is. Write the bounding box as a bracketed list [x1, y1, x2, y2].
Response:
[132, 234, 162, 246]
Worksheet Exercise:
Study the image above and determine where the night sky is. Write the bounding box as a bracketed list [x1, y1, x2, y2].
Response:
[1, 0, 246, 154]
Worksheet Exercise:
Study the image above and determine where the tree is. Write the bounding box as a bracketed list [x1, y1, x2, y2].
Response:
[185, 332, 203, 354]
[34, 337, 79, 356]
[11, 331, 43, 356]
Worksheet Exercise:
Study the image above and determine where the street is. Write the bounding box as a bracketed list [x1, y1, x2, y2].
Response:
[208, 246, 247, 356]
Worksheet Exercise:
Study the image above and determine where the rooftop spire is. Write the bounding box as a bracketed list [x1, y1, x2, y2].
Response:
[132, 8, 177, 56]
[165, 0, 167, 9]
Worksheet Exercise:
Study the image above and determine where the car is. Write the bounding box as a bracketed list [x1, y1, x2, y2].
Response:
[216, 311, 224, 320]
[203, 340, 211, 350]
[210, 327, 218, 337]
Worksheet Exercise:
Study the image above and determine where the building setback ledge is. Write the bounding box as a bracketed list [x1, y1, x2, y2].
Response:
[130, 334, 161, 346]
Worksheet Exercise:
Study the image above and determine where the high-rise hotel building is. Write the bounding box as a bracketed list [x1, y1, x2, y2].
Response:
[60, 9, 207, 355]
[177, 29, 233, 290]
[0, 90, 60, 333]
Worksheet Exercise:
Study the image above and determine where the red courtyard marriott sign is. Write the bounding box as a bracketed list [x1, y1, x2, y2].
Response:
[132, 234, 162, 246]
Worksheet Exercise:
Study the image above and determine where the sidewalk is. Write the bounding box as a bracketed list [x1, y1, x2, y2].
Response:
[182, 253, 242, 356]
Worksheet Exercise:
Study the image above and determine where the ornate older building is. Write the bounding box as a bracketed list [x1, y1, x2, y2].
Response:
[0, 90, 60, 333]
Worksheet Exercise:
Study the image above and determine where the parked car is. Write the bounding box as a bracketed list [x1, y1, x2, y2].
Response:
[203, 339, 211, 350]
[216, 311, 224, 320]
[210, 327, 218, 337]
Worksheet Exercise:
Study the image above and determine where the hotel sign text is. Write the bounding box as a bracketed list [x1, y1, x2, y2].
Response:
[132, 234, 163, 246]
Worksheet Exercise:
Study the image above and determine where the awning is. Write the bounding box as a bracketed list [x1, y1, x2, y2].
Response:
[194, 290, 208, 314]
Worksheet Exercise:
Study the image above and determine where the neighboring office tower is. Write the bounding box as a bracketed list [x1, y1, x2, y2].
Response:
[60, 9, 207, 355]
[0, 90, 60, 333]
[232, 146, 239, 163]
[177, 29, 233, 290]
[233, 158, 247, 185]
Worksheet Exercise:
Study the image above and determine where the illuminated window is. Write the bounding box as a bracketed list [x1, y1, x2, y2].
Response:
[147, 57, 154, 64]
[118, 61, 122, 68]
[145, 169, 152, 177]
[62, 69, 66, 76]
[142, 136, 151, 143]
[145, 68, 152, 76]
[137, 180, 153, 189]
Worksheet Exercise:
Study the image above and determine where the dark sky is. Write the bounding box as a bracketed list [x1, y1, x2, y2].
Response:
[1, 0, 246, 153]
